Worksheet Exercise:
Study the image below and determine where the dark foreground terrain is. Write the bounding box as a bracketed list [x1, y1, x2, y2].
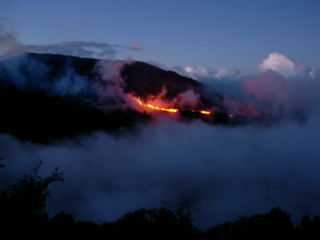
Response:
[0, 166, 319, 239]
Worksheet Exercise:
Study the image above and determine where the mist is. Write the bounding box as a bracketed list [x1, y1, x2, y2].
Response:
[0, 107, 320, 228]
[1, 32, 320, 227]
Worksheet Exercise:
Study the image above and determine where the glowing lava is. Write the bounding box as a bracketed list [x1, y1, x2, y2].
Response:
[130, 95, 213, 116]
[199, 110, 211, 115]
[132, 96, 179, 113]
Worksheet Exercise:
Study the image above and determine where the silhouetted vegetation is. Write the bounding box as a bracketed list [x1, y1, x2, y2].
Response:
[1, 165, 320, 238]
[0, 167, 63, 228]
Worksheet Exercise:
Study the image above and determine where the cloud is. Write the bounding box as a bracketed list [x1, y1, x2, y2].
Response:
[27, 42, 143, 59]
[27, 41, 117, 59]
[0, 20, 141, 60]
[259, 52, 306, 77]
[2, 112, 320, 228]
[183, 65, 209, 79]
[173, 65, 240, 80]
[212, 68, 241, 79]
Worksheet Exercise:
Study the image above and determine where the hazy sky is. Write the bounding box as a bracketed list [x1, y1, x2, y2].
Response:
[1, 0, 319, 72]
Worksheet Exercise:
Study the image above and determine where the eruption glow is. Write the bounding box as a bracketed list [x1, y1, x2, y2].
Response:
[199, 110, 211, 116]
[133, 96, 179, 113]
[130, 95, 213, 116]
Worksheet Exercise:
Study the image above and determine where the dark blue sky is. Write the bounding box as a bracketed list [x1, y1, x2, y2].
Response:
[2, 0, 319, 72]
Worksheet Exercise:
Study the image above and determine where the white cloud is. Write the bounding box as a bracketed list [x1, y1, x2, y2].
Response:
[260, 52, 305, 77]
[27, 41, 116, 59]
[0, 24, 117, 60]
[183, 65, 209, 79]
[174, 65, 240, 80]
[213, 68, 241, 79]
[0, 21, 141, 60]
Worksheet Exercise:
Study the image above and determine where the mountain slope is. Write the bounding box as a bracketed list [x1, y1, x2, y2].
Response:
[0, 81, 149, 143]
[0, 53, 236, 142]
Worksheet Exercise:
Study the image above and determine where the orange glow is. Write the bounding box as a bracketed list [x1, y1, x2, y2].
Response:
[199, 110, 211, 115]
[132, 96, 179, 113]
[130, 95, 213, 116]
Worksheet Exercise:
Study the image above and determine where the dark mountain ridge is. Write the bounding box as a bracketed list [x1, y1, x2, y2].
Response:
[0, 53, 219, 142]
[0, 53, 246, 143]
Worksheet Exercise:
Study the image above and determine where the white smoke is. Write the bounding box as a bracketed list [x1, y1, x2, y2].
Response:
[174, 65, 240, 80]
[177, 89, 201, 108]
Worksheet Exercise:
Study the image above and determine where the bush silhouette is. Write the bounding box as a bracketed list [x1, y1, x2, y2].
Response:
[1, 164, 320, 239]
[0, 167, 63, 227]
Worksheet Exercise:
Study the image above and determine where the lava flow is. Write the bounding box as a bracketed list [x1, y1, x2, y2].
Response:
[133, 96, 179, 113]
[130, 95, 213, 116]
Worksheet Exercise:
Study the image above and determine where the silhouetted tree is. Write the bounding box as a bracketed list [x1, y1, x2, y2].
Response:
[107, 208, 197, 239]
[295, 215, 320, 239]
[2, 161, 320, 239]
[0, 167, 63, 228]
[206, 208, 294, 240]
